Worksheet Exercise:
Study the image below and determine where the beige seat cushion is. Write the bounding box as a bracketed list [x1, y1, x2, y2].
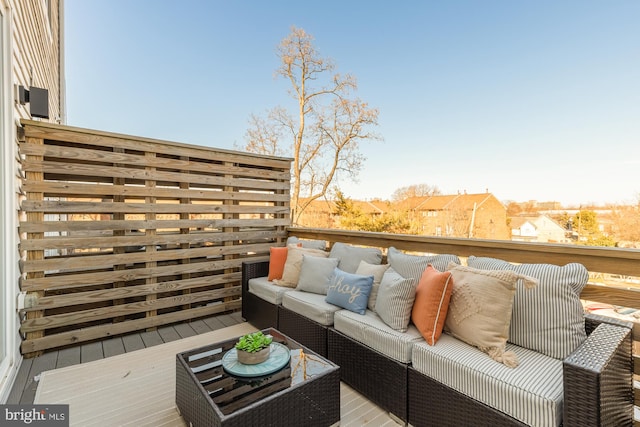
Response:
[281, 290, 341, 326]
[248, 277, 291, 305]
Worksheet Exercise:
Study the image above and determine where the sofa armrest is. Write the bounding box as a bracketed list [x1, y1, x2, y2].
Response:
[584, 311, 634, 335]
[563, 320, 633, 427]
[241, 260, 270, 295]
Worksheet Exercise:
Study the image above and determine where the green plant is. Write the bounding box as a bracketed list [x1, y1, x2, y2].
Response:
[235, 331, 273, 353]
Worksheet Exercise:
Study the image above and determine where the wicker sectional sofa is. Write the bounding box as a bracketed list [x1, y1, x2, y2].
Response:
[241, 243, 633, 427]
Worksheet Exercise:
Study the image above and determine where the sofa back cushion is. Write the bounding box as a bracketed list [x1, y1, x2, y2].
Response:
[329, 242, 383, 273]
[375, 267, 418, 332]
[286, 236, 326, 250]
[274, 246, 328, 288]
[445, 263, 537, 367]
[355, 261, 390, 311]
[387, 247, 460, 281]
[467, 256, 588, 359]
[296, 255, 339, 295]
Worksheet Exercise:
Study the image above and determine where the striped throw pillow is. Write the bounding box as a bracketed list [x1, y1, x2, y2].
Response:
[467, 256, 588, 359]
[375, 267, 418, 332]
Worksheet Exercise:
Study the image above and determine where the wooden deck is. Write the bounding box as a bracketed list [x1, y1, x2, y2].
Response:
[7, 312, 400, 426]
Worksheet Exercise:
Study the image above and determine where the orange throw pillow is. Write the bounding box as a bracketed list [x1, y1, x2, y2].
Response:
[268, 247, 288, 281]
[411, 265, 454, 345]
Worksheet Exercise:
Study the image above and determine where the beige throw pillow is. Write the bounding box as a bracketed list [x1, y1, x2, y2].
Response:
[274, 246, 328, 288]
[444, 263, 537, 367]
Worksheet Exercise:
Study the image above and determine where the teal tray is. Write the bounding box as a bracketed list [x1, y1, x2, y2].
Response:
[222, 342, 291, 377]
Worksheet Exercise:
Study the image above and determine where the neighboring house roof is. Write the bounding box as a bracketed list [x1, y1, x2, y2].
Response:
[510, 216, 538, 229]
[351, 200, 386, 215]
[415, 193, 497, 211]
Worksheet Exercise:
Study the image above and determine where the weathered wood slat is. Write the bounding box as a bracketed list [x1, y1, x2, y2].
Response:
[19, 218, 290, 233]
[20, 142, 291, 180]
[20, 286, 241, 333]
[581, 284, 640, 311]
[20, 300, 242, 354]
[18, 121, 291, 356]
[22, 122, 292, 169]
[21, 200, 289, 215]
[20, 256, 270, 291]
[21, 242, 273, 273]
[20, 229, 285, 251]
[22, 160, 289, 191]
[24, 273, 241, 312]
[22, 181, 291, 203]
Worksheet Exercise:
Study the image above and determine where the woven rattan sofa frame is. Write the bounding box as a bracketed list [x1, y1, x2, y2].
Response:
[242, 260, 330, 357]
[242, 260, 409, 421]
[242, 260, 634, 426]
[241, 261, 278, 330]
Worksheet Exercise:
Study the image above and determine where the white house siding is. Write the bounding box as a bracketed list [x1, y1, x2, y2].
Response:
[0, 0, 64, 402]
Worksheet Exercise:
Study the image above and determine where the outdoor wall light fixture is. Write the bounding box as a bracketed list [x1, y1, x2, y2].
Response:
[17, 85, 49, 119]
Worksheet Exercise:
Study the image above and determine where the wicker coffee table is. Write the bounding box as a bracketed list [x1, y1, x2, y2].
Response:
[175, 328, 340, 427]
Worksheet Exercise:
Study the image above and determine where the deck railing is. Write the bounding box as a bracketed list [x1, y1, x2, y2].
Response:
[18, 120, 291, 356]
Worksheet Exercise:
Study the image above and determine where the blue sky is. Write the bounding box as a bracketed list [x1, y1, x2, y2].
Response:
[64, 1, 640, 206]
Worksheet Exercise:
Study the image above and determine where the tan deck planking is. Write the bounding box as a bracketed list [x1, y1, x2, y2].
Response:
[34, 322, 400, 426]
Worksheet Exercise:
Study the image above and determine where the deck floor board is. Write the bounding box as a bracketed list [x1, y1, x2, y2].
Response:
[8, 313, 400, 426]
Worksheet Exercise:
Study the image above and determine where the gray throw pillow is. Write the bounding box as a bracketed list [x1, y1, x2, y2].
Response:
[387, 247, 460, 281]
[329, 242, 383, 273]
[286, 236, 327, 251]
[296, 255, 339, 295]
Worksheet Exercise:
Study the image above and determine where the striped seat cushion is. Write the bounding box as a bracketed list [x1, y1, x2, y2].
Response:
[334, 309, 423, 363]
[248, 276, 291, 305]
[412, 333, 563, 427]
[281, 290, 341, 326]
[467, 257, 588, 359]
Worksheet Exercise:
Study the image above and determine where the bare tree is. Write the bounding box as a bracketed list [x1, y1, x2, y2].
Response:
[243, 26, 381, 224]
[391, 184, 441, 201]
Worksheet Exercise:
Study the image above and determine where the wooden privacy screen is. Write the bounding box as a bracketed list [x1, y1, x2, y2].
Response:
[18, 120, 292, 356]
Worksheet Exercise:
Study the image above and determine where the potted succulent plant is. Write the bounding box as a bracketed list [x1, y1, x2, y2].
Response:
[235, 331, 273, 365]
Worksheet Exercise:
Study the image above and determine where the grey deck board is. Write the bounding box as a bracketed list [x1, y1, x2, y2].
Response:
[139, 330, 164, 348]
[201, 315, 226, 330]
[55, 346, 81, 369]
[20, 351, 58, 404]
[122, 333, 145, 352]
[157, 325, 182, 343]
[188, 319, 212, 335]
[102, 337, 126, 358]
[5, 357, 33, 404]
[80, 341, 104, 363]
[7, 313, 244, 405]
[216, 313, 238, 327]
[172, 323, 197, 338]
